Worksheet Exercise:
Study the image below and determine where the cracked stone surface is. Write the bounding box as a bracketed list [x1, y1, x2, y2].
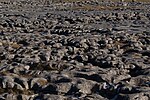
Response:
[0, 0, 150, 100]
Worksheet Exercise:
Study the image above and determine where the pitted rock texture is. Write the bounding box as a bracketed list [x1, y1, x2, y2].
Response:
[0, 0, 150, 100]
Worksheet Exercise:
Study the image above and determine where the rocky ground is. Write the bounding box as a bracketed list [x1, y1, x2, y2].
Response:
[0, 0, 150, 100]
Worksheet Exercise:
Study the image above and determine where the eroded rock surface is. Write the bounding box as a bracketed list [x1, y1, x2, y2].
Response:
[0, 0, 150, 100]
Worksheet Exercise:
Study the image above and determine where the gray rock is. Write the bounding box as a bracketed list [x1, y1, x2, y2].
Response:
[29, 78, 48, 89]
[113, 74, 131, 84]
[0, 1, 150, 98]
[77, 79, 97, 94]
[5, 94, 17, 100]
[43, 94, 66, 100]
[57, 83, 72, 94]
[128, 92, 150, 100]
[2, 76, 14, 88]
[0, 95, 5, 100]
[38, 51, 50, 61]
[17, 95, 30, 100]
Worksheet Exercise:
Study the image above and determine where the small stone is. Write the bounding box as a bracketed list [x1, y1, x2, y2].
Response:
[11, 43, 21, 49]
[30, 78, 48, 89]
[0, 42, 2, 46]
[2, 76, 14, 88]
[128, 92, 150, 100]
[113, 74, 131, 84]
[43, 94, 66, 100]
[5, 94, 18, 100]
[77, 79, 96, 94]
[24, 65, 30, 70]
[57, 83, 72, 94]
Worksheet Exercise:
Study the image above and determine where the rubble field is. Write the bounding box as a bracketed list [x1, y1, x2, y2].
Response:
[0, 0, 150, 100]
